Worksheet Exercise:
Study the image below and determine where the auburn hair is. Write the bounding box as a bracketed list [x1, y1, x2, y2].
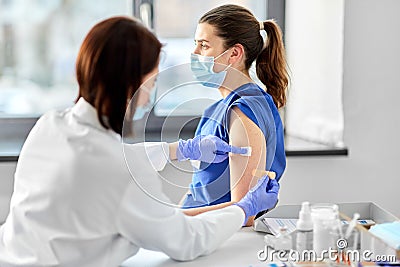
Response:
[75, 16, 162, 134]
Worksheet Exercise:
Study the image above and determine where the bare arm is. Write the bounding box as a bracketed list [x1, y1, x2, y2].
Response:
[228, 106, 266, 201]
[183, 107, 266, 227]
[227, 106, 266, 225]
[183, 201, 234, 216]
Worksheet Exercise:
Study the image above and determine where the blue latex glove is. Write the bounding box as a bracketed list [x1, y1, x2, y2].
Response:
[177, 135, 248, 163]
[234, 177, 280, 225]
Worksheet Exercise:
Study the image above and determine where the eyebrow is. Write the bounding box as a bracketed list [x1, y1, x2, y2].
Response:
[194, 39, 209, 43]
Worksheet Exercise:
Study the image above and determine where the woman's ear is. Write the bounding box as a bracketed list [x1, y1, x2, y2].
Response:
[228, 44, 245, 67]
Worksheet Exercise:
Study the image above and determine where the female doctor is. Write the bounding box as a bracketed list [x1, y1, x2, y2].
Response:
[0, 17, 279, 266]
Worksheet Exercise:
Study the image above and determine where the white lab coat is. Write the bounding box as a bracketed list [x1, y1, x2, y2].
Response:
[0, 98, 244, 267]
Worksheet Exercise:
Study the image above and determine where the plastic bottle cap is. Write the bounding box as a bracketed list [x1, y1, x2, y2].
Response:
[296, 201, 313, 231]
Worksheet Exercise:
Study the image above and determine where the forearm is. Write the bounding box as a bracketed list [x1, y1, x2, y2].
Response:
[183, 202, 254, 226]
[183, 201, 234, 216]
[179, 205, 244, 260]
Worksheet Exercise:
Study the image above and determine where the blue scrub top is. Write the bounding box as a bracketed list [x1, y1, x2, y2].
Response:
[182, 83, 286, 208]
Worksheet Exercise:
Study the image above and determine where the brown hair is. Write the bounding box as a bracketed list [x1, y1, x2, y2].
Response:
[199, 4, 289, 108]
[75, 16, 162, 135]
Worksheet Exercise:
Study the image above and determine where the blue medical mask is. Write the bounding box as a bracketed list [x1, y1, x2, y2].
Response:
[190, 50, 231, 88]
[132, 84, 157, 121]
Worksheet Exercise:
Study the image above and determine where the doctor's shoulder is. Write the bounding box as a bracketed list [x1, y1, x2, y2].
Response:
[28, 107, 120, 150]
[19, 109, 69, 143]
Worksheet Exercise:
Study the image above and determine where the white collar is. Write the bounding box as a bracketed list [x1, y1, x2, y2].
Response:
[71, 97, 121, 141]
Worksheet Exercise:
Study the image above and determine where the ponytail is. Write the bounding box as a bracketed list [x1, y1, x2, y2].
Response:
[199, 5, 289, 108]
[256, 20, 289, 108]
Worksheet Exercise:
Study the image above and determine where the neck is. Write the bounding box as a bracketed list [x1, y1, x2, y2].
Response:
[218, 69, 253, 98]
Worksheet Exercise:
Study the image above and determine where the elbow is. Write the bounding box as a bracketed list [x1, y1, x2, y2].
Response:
[166, 221, 216, 261]
[168, 246, 205, 262]
[170, 253, 198, 262]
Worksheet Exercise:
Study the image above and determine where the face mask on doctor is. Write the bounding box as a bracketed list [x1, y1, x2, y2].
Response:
[190, 49, 232, 88]
[132, 82, 157, 121]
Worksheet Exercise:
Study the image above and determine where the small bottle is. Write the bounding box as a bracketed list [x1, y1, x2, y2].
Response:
[296, 202, 313, 253]
[311, 203, 338, 256]
[274, 226, 293, 253]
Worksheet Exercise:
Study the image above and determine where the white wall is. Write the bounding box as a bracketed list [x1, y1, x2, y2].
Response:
[279, 0, 400, 217]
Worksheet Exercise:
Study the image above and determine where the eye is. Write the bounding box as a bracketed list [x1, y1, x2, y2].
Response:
[201, 42, 209, 50]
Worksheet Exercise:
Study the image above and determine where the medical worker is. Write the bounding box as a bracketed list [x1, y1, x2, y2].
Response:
[181, 5, 288, 226]
[0, 16, 279, 266]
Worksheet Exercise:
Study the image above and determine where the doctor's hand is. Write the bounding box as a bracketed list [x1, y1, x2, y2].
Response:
[176, 135, 248, 163]
[234, 176, 279, 225]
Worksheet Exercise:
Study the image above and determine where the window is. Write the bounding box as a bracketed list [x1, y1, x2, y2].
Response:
[0, 0, 268, 142]
[0, 0, 267, 118]
[0, 0, 130, 158]
[0, 0, 130, 117]
[131, 0, 269, 140]
[284, 0, 345, 147]
[150, 0, 267, 117]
